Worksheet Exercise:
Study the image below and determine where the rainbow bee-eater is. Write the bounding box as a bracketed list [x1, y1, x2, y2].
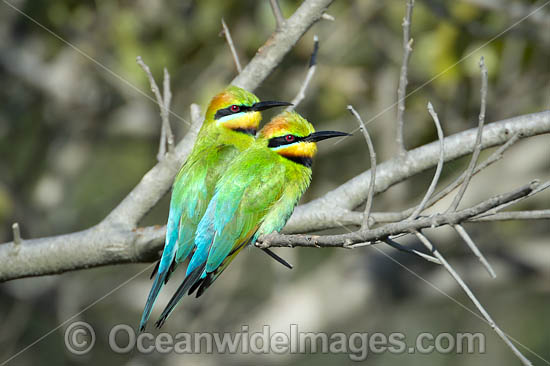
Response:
[155, 111, 350, 327]
[140, 86, 290, 331]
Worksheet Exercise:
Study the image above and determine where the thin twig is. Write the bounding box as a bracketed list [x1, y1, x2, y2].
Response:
[269, 0, 286, 30]
[408, 102, 444, 220]
[347, 105, 377, 229]
[453, 224, 496, 278]
[396, 0, 415, 155]
[383, 238, 441, 264]
[448, 56, 488, 211]
[158, 118, 167, 158]
[288, 35, 319, 110]
[321, 13, 335, 21]
[473, 180, 550, 219]
[12, 223, 21, 247]
[163, 68, 174, 151]
[221, 18, 242, 73]
[470, 209, 550, 222]
[414, 231, 533, 366]
[136, 56, 174, 161]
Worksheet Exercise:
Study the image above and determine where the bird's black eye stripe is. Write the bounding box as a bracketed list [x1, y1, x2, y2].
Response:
[268, 135, 304, 148]
[214, 104, 252, 120]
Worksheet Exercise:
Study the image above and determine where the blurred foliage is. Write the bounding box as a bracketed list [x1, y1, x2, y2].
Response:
[0, 0, 549, 365]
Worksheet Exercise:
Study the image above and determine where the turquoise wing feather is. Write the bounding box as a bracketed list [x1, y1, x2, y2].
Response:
[196, 152, 286, 274]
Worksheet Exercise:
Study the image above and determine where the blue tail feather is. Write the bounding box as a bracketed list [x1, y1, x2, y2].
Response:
[139, 270, 167, 332]
[139, 205, 180, 331]
[155, 263, 206, 329]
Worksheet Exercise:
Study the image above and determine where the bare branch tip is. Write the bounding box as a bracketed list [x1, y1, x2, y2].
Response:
[12, 222, 21, 246]
[136, 56, 152, 76]
[321, 13, 335, 21]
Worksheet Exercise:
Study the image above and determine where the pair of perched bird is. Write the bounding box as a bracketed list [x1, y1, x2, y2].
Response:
[140, 85, 350, 330]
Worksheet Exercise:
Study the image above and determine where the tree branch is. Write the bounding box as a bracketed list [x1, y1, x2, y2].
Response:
[257, 180, 538, 248]
[0, 110, 547, 280]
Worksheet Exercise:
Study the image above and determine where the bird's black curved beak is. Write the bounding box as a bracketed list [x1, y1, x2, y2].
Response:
[305, 130, 352, 142]
[251, 101, 293, 111]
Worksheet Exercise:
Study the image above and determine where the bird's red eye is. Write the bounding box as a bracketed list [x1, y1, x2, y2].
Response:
[285, 135, 295, 142]
[230, 105, 240, 113]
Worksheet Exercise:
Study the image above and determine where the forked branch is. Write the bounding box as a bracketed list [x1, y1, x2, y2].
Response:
[136, 56, 174, 161]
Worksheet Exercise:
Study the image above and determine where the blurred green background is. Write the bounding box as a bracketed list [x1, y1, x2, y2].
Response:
[1, 0, 549, 365]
